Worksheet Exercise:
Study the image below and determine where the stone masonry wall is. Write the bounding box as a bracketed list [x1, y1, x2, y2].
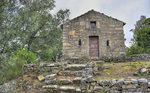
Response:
[62, 10, 125, 60]
[22, 62, 150, 93]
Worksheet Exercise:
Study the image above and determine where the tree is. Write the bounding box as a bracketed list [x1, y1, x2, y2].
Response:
[126, 16, 150, 56]
[0, 0, 70, 62]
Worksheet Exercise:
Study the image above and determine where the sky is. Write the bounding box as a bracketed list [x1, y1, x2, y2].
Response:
[53, 0, 150, 47]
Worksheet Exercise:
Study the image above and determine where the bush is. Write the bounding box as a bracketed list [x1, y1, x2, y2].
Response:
[40, 46, 62, 62]
[0, 47, 36, 84]
[0, 60, 24, 84]
[97, 62, 104, 70]
[126, 45, 144, 56]
[11, 47, 36, 64]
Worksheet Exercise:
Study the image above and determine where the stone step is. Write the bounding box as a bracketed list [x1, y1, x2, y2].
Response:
[58, 70, 83, 77]
[42, 85, 81, 93]
[65, 64, 87, 71]
[45, 76, 82, 85]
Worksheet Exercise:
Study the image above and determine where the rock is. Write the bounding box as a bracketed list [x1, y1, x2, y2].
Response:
[122, 85, 136, 89]
[42, 85, 58, 89]
[148, 82, 150, 87]
[59, 86, 76, 92]
[37, 75, 45, 81]
[74, 71, 83, 76]
[80, 78, 87, 90]
[98, 80, 111, 86]
[0, 81, 16, 93]
[44, 74, 56, 80]
[59, 79, 72, 85]
[124, 80, 132, 85]
[138, 78, 148, 83]
[131, 79, 138, 84]
[73, 77, 82, 84]
[47, 64, 55, 67]
[112, 79, 117, 84]
[140, 68, 148, 74]
[117, 78, 124, 84]
[45, 79, 57, 84]
[65, 64, 86, 70]
[76, 88, 81, 92]
[94, 85, 103, 91]
[133, 72, 139, 76]
[86, 75, 93, 83]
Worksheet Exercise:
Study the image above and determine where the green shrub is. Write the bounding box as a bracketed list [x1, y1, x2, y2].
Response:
[11, 47, 36, 64]
[40, 46, 62, 62]
[0, 47, 36, 84]
[126, 45, 144, 56]
[97, 62, 104, 70]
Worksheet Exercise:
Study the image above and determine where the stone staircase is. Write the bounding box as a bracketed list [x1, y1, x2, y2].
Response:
[42, 62, 97, 93]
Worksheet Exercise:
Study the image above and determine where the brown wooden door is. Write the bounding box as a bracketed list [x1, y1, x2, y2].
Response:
[89, 36, 99, 58]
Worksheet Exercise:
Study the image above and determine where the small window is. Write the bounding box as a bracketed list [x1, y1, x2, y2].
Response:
[79, 39, 81, 47]
[106, 40, 109, 47]
[90, 21, 96, 29]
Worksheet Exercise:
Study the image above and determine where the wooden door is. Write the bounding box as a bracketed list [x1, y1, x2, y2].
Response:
[89, 36, 99, 58]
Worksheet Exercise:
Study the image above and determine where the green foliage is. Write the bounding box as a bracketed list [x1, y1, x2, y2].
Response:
[135, 25, 150, 53]
[126, 45, 144, 56]
[11, 47, 36, 64]
[0, 0, 70, 84]
[0, 48, 36, 84]
[127, 16, 150, 56]
[0, 59, 24, 85]
[40, 46, 62, 62]
[97, 62, 104, 70]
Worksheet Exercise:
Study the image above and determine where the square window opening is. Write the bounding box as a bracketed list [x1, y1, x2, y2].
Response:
[90, 21, 96, 30]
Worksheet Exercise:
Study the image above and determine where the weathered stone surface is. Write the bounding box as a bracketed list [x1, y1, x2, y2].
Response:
[59, 86, 76, 92]
[123, 80, 132, 85]
[0, 81, 16, 93]
[62, 10, 125, 60]
[65, 64, 86, 70]
[42, 85, 58, 89]
[131, 79, 138, 84]
[37, 75, 45, 81]
[45, 79, 57, 84]
[73, 77, 82, 84]
[98, 80, 111, 86]
[140, 68, 148, 73]
[122, 85, 136, 89]
[138, 78, 148, 83]
[94, 85, 103, 91]
[148, 82, 150, 87]
[59, 79, 72, 85]
[44, 74, 56, 80]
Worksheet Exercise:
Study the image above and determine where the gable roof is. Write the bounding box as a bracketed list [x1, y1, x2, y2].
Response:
[64, 9, 126, 26]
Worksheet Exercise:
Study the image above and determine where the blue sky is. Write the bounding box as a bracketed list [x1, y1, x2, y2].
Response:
[53, 0, 150, 47]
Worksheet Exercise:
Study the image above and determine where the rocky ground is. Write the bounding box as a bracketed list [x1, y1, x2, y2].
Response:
[0, 61, 150, 93]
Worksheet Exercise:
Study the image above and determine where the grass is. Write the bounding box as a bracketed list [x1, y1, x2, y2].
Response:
[96, 61, 150, 80]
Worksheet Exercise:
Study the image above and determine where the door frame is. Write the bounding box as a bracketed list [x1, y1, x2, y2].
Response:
[88, 36, 99, 58]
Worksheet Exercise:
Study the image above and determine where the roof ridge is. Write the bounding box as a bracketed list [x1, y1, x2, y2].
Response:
[64, 9, 125, 25]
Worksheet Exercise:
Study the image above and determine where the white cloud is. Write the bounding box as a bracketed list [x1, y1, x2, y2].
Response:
[54, 0, 149, 47]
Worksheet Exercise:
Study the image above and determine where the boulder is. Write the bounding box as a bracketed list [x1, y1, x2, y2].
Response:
[138, 78, 148, 83]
